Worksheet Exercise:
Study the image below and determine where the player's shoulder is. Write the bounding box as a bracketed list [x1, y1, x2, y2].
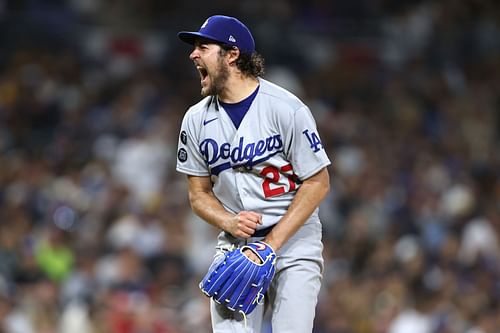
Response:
[184, 96, 214, 118]
[258, 78, 306, 111]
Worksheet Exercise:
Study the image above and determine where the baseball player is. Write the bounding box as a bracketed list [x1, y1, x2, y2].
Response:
[176, 15, 331, 332]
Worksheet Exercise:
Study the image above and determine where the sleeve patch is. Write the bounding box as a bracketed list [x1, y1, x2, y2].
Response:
[177, 148, 188, 162]
[180, 131, 187, 144]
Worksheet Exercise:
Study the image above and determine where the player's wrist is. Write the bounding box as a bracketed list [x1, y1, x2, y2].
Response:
[262, 238, 281, 252]
[219, 214, 238, 234]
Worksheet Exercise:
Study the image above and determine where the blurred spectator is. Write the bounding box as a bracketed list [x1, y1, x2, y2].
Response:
[34, 228, 74, 282]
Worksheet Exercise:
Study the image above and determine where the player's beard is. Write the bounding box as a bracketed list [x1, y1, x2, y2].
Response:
[201, 56, 229, 97]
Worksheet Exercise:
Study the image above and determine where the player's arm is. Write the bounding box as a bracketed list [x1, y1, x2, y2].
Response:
[187, 175, 262, 238]
[262, 167, 330, 252]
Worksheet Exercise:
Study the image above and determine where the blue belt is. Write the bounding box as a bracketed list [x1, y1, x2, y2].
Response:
[224, 225, 275, 239]
[252, 225, 275, 237]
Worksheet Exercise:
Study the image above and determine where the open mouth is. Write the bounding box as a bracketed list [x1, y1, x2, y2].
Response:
[197, 66, 208, 83]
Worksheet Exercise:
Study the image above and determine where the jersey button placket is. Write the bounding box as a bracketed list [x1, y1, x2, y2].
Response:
[234, 168, 249, 208]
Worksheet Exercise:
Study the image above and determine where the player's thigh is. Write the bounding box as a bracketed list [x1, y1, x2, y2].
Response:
[269, 221, 324, 333]
[269, 258, 322, 333]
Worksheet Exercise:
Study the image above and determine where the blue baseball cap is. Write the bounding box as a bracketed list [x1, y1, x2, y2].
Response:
[178, 15, 255, 54]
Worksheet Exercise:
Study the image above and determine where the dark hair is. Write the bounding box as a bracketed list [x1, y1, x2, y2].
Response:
[220, 45, 265, 78]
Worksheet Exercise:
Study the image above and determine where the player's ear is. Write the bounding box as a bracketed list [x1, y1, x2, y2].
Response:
[226, 46, 240, 65]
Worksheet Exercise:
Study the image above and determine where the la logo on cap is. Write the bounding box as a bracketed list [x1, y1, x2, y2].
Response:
[229, 35, 236, 42]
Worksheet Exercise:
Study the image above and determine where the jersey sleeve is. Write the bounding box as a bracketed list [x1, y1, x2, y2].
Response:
[176, 111, 210, 176]
[285, 106, 331, 180]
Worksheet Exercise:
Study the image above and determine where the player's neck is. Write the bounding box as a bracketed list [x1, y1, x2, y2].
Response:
[218, 75, 259, 104]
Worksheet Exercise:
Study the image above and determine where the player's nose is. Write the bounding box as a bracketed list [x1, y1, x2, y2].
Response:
[189, 48, 200, 60]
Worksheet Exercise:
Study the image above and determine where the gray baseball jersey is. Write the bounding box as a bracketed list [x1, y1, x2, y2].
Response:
[176, 78, 331, 230]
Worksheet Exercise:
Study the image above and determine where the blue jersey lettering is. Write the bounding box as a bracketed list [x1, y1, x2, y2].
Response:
[199, 134, 283, 175]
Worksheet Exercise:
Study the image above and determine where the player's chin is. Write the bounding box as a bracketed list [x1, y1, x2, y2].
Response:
[200, 86, 210, 97]
[200, 83, 214, 97]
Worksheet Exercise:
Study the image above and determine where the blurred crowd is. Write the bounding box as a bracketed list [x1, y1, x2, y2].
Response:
[0, 1, 499, 333]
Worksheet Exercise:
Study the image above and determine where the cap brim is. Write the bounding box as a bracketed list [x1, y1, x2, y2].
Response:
[177, 31, 223, 45]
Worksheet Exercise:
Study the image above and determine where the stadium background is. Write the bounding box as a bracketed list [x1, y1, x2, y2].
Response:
[0, 0, 499, 332]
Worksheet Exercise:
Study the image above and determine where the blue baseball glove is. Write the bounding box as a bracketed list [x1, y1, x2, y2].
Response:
[200, 241, 277, 315]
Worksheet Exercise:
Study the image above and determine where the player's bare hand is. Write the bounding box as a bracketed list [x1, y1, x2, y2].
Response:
[228, 211, 262, 238]
[243, 248, 262, 264]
